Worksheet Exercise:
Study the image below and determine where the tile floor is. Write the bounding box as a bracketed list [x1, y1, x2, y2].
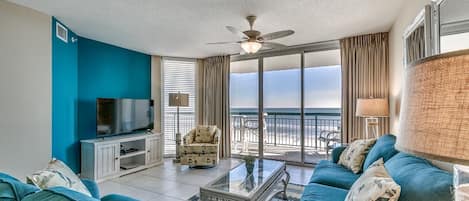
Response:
[98, 158, 313, 201]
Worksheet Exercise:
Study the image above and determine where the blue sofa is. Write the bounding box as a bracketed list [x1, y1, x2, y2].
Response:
[0, 172, 138, 201]
[301, 134, 454, 201]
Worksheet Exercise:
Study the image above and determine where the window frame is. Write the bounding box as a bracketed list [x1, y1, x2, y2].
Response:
[161, 57, 197, 157]
[229, 40, 341, 166]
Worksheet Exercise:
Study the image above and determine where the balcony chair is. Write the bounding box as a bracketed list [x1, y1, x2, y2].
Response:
[239, 113, 268, 153]
[180, 125, 220, 167]
[318, 128, 342, 159]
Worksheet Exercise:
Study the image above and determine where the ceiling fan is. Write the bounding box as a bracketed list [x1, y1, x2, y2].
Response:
[207, 15, 294, 54]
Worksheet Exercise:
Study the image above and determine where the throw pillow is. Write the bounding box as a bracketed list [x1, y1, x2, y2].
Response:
[345, 158, 401, 201]
[338, 138, 376, 173]
[195, 125, 217, 143]
[27, 159, 91, 197]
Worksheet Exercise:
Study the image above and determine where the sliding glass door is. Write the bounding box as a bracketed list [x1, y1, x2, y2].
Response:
[229, 48, 342, 165]
[263, 54, 301, 162]
[304, 50, 342, 164]
[230, 59, 259, 157]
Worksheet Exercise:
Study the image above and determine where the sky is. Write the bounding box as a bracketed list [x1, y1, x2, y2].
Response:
[230, 65, 341, 109]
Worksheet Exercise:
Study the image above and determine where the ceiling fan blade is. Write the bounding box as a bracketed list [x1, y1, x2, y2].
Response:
[226, 26, 248, 39]
[262, 42, 288, 49]
[260, 30, 294, 41]
[206, 41, 240, 45]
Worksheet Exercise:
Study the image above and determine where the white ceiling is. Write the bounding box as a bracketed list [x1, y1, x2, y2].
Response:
[9, 0, 404, 58]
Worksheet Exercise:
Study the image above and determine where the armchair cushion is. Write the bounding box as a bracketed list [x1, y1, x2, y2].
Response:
[194, 125, 217, 143]
[181, 143, 218, 154]
[183, 129, 196, 144]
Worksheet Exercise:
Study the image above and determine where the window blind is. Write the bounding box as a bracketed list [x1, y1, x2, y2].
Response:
[162, 58, 196, 155]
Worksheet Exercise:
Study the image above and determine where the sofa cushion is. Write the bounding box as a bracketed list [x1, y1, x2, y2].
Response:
[300, 183, 348, 201]
[385, 153, 453, 201]
[47, 159, 92, 196]
[309, 160, 360, 190]
[81, 179, 100, 199]
[345, 158, 401, 201]
[338, 138, 376, 173]
[101, 194, 140, 201]
[195, 125, 217, 143]
[331, 146, 347, 163]
[27, 160, 92, 197]
[363, 134, 399, 170]
[0, 173, 39, 200]
[22, 187, 98, 201]
[0, 183, 15, 201]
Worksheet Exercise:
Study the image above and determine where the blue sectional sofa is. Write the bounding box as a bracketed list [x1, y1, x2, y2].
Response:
[301, 134, 454, 201]
[0, 173, 137, 201]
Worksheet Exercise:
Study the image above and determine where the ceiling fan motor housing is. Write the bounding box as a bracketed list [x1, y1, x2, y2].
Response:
[243, 30, 261, 40]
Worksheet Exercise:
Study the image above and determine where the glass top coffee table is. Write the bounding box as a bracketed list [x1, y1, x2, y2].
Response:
[200, 159, 289, 201]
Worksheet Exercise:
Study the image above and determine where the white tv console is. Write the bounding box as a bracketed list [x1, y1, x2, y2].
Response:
[80, 132, 163, 182]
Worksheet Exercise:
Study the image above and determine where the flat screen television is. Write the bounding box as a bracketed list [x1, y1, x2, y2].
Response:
[96, 98, 154, 137]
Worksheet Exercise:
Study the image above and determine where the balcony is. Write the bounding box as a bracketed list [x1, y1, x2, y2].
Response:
[164, 111, 341, 164]
[231, 112, 341, 164]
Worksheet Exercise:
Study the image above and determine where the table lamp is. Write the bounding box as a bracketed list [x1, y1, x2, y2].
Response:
[169, 92, 189, 163]
[396, 50, 469, 201]
[356, 98, 389, 139]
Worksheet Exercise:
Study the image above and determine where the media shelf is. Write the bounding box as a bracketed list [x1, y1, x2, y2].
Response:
[80, 133, 163, 183]
[120, 150, 146, 159]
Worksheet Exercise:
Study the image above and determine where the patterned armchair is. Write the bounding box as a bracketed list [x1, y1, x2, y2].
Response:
[180, 125, 220, 167]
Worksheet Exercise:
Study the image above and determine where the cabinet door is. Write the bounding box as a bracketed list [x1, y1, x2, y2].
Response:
[96, 143, 120, 179]
[146, 136, 162, 165]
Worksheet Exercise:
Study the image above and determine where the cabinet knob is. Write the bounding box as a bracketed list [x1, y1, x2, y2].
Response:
[115, 157, 119, 160]
[147, 150, 151, 153]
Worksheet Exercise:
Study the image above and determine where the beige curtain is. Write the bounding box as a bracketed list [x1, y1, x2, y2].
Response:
[198, 55, 231, 158]
[340, 32, 390, 143]
[406, 26, 425, 64]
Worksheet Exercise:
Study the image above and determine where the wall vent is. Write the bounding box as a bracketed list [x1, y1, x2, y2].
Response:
[56, 22, 68, 43]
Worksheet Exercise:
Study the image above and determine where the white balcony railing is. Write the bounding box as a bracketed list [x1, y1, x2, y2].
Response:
[164, 112, 341, 155]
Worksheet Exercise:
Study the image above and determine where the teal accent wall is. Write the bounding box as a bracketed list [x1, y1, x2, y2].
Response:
[77, 37, 151, 141]
[52, 18, 79, 172]
[52, 19, 151, 172]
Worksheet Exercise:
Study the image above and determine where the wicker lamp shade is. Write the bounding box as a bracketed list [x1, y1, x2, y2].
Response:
[168, 93, 189, 107]
[396, 50, 469, 165]
[356, 98, 389, 117]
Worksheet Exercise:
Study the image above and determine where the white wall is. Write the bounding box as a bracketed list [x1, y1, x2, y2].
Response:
[389, 0, 454, 171]
[388, 0, 431, 134]
[0, 1, 52, 180]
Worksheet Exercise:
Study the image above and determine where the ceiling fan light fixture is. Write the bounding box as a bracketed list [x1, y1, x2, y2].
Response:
[241, 41, 262, 54]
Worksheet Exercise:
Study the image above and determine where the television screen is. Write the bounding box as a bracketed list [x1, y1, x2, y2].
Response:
[97, 98, 154, 137]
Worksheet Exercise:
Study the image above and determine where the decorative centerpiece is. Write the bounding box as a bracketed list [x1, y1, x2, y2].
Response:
[243, 155, 256, 175]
